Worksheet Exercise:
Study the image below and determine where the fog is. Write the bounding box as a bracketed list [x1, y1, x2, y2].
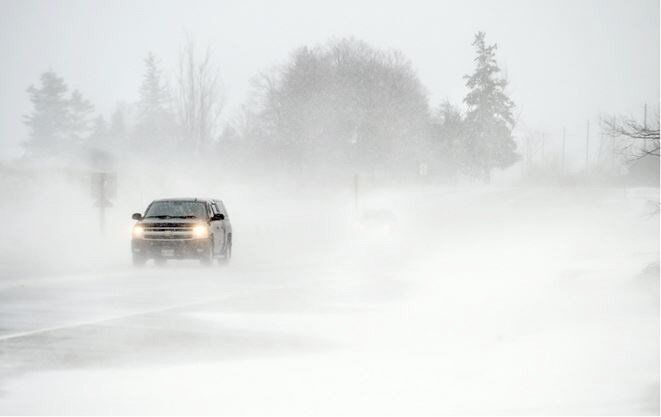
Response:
[0, 0, 659, 415]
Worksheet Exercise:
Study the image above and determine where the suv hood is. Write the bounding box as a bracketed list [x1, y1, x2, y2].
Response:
[140, 218, 206, 225]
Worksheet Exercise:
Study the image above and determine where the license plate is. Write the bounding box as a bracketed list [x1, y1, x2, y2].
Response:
[160, 249, 175, 257]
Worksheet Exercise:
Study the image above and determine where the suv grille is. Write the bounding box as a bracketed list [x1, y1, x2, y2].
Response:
[142, 223, 195, 240]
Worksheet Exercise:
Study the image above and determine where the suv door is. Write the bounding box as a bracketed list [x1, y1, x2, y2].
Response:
[213, 200, 231, 252]
[208, 202, 224, 255]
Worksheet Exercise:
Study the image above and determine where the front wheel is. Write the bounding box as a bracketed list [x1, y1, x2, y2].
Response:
[132, 254, 147, 267]
[200, 242, 213, 266]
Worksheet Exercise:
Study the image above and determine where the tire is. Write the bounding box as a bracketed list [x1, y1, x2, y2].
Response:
[200, 241, 213, 266]
[218, 234, 232, 265]
[132, 254, 147, 267]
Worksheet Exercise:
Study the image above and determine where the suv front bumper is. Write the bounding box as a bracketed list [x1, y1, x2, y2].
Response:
[131, 238, 212, 259]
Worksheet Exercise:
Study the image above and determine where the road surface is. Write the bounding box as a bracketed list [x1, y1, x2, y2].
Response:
[0, 186, 658, 414]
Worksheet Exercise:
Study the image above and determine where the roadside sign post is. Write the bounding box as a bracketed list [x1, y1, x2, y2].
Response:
[91, 172, 116, 234]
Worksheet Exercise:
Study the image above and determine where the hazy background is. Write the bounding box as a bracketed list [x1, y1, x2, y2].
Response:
[1, 0, 658, 159]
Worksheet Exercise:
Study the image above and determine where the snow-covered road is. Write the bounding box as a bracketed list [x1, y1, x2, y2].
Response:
[0, 186, 657, 414]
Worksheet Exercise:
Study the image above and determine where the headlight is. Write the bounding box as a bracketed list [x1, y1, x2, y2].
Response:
[132, 225, 144, 238]
[192, 224, 209, 239]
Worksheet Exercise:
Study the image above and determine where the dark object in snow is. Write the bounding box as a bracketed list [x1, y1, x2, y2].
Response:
[131, 198, 232, 266]
[355, 209, 398, 237]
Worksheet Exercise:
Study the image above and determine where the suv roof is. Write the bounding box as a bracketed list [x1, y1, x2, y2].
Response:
[151, 198, 219, 203]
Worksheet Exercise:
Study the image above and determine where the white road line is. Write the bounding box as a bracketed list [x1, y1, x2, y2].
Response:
[0, 295, 232, 342]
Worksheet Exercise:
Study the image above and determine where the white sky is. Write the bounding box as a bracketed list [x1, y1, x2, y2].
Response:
[0, 0, 658, 159]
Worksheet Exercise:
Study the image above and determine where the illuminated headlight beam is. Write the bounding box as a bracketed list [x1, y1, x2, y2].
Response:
[132, 225, 144, 238]
[192, 224, 209, 239]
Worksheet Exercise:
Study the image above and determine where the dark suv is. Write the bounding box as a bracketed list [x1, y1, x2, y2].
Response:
[131, 198, 232, 266]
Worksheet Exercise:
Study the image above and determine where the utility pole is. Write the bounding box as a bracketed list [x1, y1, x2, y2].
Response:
[91, 171, 115, 235]
[99, 175, 106, 233]
[644, 103, 650, 153]
[644, 103, 648, 129]
[611, 115, 617, 171]
[562, 126, 566, 175]
[353, 173, 359, 214]
[585, 120, 590, 171]
[525, 134, 530, 177]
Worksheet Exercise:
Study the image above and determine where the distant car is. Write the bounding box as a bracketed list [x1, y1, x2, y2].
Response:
[130, 198, 232, 266]
[354, 208, 398, 238]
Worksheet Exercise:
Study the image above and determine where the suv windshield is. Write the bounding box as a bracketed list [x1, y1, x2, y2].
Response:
[144, 201, 207, 219]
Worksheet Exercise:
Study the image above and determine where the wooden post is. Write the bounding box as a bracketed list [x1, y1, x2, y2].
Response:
[562, 127, 566, 175]
[585, 120, 590, 171]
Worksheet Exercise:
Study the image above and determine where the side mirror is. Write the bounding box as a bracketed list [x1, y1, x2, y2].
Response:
[211, 213, 225, 221]
[132, 213, 143, 221]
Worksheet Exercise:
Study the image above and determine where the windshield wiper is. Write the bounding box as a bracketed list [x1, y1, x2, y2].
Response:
[174, 215, 198, 218]
[144, 215, 175, 219]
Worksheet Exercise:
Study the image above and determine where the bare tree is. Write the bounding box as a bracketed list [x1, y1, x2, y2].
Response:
[244, 38, 430, 173]
[176, 38, 225, 153]
[603, 112, 660, 160]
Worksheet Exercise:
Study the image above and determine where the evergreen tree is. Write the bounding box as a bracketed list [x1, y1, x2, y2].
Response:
[23, 71, 96, 157]
[88, 115, 109, 147]
[110, 105, 128, 138]
[68, 89, 95, 146]
[134, 52, 174, 150]
[432, 101, 465, 178]
[463, 32, 518, 181]
[23, 71, 70, 155]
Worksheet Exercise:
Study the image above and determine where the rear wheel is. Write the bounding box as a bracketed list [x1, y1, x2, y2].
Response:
[218, 234, 232, 265]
